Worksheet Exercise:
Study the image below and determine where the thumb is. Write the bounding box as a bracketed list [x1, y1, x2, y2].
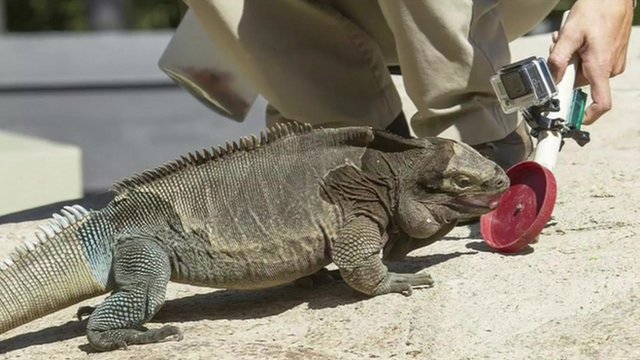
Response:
[548, 29, 583, 83]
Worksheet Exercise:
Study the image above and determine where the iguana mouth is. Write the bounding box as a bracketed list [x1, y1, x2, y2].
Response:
[453, 194, 502, 211]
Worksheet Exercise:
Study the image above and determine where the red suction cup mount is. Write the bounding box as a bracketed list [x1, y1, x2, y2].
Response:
[480, 161, 557, 253]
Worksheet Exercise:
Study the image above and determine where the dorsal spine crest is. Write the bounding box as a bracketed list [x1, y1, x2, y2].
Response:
[0, 205, 90, 271]
[112, 122, 314, 194]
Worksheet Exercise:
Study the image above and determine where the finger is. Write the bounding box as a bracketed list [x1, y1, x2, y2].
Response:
[548, 32, 559, 54]
[612, 44, 629, 76]
[548, 28, 583, 83]
[583, 70, 612, 125]
[612, 58, 626, 77]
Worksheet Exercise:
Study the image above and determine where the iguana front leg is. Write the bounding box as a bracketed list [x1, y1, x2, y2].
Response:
[86, 236, 182, 351]
[332, 216, 433, 296]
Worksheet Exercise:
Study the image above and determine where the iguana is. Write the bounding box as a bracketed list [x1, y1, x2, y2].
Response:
[0, 123, 508, 351]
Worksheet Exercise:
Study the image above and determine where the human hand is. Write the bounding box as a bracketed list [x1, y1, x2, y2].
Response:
[548, 0, 634, 125]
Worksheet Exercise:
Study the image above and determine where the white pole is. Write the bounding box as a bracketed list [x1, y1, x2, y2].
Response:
[533, 11, 577, 170]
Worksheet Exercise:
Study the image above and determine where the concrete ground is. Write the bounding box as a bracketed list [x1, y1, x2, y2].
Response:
[1, 29, 639, 359]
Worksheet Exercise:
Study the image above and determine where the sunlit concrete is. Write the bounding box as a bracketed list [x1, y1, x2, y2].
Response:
[0, 131, 82, 215]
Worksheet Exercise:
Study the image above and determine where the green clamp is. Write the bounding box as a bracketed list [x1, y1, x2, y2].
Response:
[567, 89, 587, 130]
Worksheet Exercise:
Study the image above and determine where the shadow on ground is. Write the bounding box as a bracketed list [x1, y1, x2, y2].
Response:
[0, 320, 87, 354]
[0, 250, 469, 354]
[0, 279, 360, 354]
[442, 222, 481, 241]
[387, 251, 478, 273]
[465, 241, 535, 256]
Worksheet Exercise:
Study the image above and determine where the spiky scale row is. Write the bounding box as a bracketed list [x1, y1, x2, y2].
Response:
[0, 205, 90, 271]
[0, 123, 318, 271]
[112, 122, 314, 194]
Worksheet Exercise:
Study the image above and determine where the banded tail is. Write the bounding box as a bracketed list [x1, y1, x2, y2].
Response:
[0, 205, 113, 334]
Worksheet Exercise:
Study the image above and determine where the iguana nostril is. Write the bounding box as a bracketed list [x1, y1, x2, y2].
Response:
[486, 178, 505, 189]
[493, 167, 507, 188]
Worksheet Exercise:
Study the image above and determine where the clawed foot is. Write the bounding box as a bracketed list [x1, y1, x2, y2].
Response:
[158, 326, 184, 343]
[377, 271, 434, 296]
[87, 325, 183, 351]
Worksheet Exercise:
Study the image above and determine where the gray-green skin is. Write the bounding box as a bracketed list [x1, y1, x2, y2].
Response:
[0, 123, 508, 351]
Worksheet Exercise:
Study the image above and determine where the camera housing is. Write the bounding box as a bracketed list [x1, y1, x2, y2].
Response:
[491, 57, 557, 114]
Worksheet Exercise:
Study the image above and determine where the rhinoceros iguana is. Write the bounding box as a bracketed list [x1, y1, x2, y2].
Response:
[0, 123, 508, 351]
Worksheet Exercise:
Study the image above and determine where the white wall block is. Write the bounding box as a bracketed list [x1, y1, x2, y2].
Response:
[0, 131, 82, 216]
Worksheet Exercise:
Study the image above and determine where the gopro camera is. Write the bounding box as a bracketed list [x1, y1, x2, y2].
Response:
[491, 56, 557, 114]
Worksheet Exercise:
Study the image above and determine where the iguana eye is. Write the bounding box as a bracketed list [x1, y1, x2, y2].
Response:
[454, 175, 472, 188]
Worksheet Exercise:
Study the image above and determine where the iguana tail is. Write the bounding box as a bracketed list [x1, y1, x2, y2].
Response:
[0, 205, 113, 334]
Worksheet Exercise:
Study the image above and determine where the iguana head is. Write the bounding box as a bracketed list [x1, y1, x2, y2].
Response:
[391, 135, 509, 239]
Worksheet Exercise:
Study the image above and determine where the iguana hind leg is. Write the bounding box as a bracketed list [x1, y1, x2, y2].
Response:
[86, 236, 182, 351]
[332, 217, 434, 296]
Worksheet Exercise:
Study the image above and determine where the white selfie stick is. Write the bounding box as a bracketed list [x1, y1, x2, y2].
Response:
[533, 11, 577, 170]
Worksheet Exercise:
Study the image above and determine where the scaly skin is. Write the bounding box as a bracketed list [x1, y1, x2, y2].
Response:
[0, 123, 508, 351]
[0, 207, 113, 333]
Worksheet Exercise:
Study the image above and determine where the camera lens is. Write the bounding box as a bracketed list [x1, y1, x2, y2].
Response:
[500, 70, 531, 100]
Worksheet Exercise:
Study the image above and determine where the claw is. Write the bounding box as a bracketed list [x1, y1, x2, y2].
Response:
[164, 327, 184, 343]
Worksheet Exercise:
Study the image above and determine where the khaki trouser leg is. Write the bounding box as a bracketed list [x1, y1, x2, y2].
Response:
[187, 0, 557, 144]
[378, 0, 558, 145]
[499, 1, 561, 41]
[186, 0, 402, 129]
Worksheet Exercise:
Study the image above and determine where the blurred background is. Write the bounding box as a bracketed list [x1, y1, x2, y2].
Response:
[2, 0, 187, 31]
[0, 0, 266, 218]
[0, 0, 638, 218]
[2, 0, 639, 33]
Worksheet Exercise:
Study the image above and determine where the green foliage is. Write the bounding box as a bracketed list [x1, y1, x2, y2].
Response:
[7, 0, 89, 31]
[4, 0, 639, 32]
[5, 0, 186, 32]
[127, 0, 186, 30]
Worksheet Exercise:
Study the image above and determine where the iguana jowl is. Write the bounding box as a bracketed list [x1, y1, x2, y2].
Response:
[0, 123, 508, 351]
